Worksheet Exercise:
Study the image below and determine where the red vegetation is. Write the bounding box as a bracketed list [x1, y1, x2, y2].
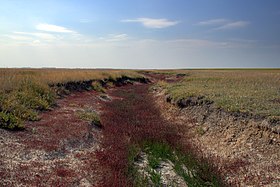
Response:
[96, 84, 191, 186]
[97, 80, 250, 186]
[0, 90, 102, 186]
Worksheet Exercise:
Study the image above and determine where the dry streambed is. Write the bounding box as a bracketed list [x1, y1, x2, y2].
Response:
[2, 73, 275, 186]
[97, 83, 222, 186]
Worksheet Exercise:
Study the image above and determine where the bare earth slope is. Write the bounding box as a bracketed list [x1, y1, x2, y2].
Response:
[154, 88, 280, 186]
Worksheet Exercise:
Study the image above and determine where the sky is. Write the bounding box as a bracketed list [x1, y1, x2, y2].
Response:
[0, 0, 280, 69]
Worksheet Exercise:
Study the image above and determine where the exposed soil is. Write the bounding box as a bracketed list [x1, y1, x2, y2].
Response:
[0, 90, 103, 186]
[0, 77, 151, 187]
[154, 89, 280, 186]
[134, 152, 187, 187]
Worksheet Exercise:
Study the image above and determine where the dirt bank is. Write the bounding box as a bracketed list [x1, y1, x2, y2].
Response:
[154, 89, 280, 186]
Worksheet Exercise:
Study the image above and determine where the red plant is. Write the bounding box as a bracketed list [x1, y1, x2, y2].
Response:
[96, 84, 210, 186]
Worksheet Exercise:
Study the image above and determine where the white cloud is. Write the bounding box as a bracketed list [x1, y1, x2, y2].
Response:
[13, 31, 57, 41]
[36, 23, 75, 33]
[197, 19, 228, 26]
[215, 21, 249, 30]
[165, 39, 228, 48]
[122, 18, 179, 28]
[2, 35, 276, 69]
[5, 35, 32, 41]
[198, 19, 249, 30]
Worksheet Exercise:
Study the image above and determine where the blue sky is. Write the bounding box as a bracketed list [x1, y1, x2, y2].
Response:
[0, 0, 279, 68]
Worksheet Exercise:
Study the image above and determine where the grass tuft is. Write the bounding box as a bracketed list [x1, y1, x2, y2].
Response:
[76, 109, 101, 127]
[91, 81, 106, 93]
[130, 141, 223, 186]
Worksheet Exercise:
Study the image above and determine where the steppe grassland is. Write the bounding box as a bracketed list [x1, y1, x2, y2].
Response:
[0, 68, 140, 92]
[160, 69, 280, 117]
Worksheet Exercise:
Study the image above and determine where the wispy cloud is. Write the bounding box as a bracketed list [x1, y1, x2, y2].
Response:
[5, 35, 32, 41]
[13, 31, 57, 40]
[36, 23, 75, 33]
[121, 18, 179, 28]
[104, 34, 129, 42]
[198, 19, 249, 30]
[197, 19, 229, 26]
[163, 39, 230, 49]
[215, 21, 249, 30]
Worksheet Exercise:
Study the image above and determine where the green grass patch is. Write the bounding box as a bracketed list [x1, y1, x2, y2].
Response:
[76, 109, 101, 126]
[128, 141, 222, 186]
[127, 145, 150, 187]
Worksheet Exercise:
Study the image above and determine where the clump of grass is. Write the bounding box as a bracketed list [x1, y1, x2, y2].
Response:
[148, 168, 161, 185]
[91, 82, 106, 93]
[76, 109, 101, 127]
[128, 141, 222, 186]
[127, 145, 150, 186]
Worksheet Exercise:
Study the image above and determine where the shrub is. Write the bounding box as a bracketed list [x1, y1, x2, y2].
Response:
[0, 111, 24, 130]
[91, 82, 106, 93]
[18, 79, 55, 110]
[0, 79, 55, 129]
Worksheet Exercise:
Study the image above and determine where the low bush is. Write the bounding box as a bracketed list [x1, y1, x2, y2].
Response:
[0, 111, 24, 130]
[0, 79, 55, 130]
[91, 82, 106, 93]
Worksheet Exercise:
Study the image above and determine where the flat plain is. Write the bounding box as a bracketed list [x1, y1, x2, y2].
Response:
[0, 68, 279, 186]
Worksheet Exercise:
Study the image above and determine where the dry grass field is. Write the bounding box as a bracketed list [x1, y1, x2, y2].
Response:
[158, 69, 280, 120]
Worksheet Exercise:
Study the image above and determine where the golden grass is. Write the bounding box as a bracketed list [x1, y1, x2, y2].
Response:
[160, 69, 280, 117]
[0, 68, 140, 92]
